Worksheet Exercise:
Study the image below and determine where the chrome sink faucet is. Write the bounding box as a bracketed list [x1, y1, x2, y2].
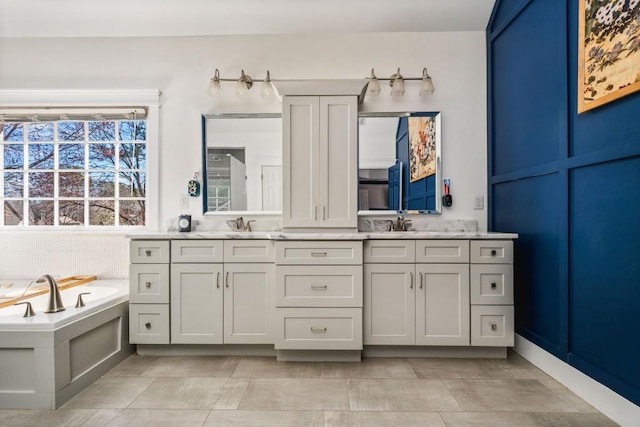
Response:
[389, 215, 411, 231]
[36, 274, 65, 313]
[231, 216, 255, 232]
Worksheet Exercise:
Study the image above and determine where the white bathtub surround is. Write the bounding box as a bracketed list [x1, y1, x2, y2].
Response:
[0, 280, 133, 409]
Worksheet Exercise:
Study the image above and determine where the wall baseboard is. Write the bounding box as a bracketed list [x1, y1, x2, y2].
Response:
[514, 334, 640, 427]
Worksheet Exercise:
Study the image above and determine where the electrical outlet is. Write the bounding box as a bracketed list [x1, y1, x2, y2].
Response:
[473, 195, 484, 210]
[179, 194, 189, 209]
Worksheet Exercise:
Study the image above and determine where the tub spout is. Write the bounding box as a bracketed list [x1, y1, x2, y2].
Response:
[36, 275, 65, 313]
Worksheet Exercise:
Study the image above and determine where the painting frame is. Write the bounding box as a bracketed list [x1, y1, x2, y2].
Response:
[408, 115, 438, 183]
[578, 0, 640, 113]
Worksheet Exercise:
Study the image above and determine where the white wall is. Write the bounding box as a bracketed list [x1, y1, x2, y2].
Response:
[0, 32, 487, 277]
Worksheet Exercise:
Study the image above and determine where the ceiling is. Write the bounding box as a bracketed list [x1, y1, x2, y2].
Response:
[0, 0, 496, 38]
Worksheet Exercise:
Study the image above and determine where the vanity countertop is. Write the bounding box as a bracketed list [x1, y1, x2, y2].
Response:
[127, 231, 518, 240]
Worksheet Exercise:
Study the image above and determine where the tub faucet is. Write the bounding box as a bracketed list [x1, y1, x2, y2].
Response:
[36, 274, 65, 313]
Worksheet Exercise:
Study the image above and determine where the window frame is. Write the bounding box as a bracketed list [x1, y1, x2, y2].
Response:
[0, 89, 160, 232]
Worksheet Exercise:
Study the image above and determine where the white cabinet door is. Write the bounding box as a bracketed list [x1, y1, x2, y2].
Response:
[318, 96, 358, 228]
[363, 264, 415, 345]
[170, 263, 223, 344]
[282, 95, 357, 228]
[283, 96, 319, 228]
[223, 263, 275, 344]
[416, 263, 470, 346]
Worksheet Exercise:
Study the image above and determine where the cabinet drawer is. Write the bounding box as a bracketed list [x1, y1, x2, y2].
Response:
[470, 240, 513, 264]
[276, 266, 362, 307]
[364, 240, 415, 263]
[130, 240, 169, 264]
[275, 307, 362, 350]
[415, 240, 469, 263]
[276, 241, 362, 265]
[470, 264, 513, 305]
[224, 240, 274, 263]
[129, 304, 170, 344]
[471, 305, 514, 347]
[129, 264, 170, 304]
[171, 240, 223, 263]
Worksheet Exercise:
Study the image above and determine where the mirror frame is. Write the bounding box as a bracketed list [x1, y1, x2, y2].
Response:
[357, 111, 442, 216]
[201, 113, 282, 215]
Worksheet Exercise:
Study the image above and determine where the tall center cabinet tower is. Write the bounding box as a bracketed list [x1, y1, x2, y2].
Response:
[282, 95, 358, 230]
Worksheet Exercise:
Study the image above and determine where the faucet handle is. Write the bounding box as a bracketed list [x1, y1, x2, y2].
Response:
[75, 292, 91, 308]
[403, 219, 412, 231]
[14, 301, 36, 317]
[245, 220, 255, 232]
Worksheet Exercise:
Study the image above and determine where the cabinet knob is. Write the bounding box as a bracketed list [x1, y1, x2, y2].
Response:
[145, 322, 152, 329]
[491, 250, 497, 256]
[491, 323, 497, 331]
[491, 282, 497, 289]
[145, 282, 151, 288]
[145, 249, 152, 256]
[310, 327, 327, 333]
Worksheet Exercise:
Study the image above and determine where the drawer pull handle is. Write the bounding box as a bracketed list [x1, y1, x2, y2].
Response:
[145, 322, 151, 329]
[145, 282, 151, 288]
[311, 252, 327, 257]
[420, 272, 424, 289]
[311, 284, 328, 290]
[225, 272, 230, 288]
[216, 272, 220, 289]
[410, 272, 414, 289]
[491, 282, 497, 289]
[491, 250, 497, 256]
[491, 323, 497, 331]
[310, 327, 327, 333]
[145, 249, 152, 256]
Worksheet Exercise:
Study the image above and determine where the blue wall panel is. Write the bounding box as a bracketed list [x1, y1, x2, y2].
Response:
[489, 0, 640, 405]
[491, 0, 564, 176]
[492, 175, 562, 354]
[569, 157, 640, 404]
[490, 0, 528, 31]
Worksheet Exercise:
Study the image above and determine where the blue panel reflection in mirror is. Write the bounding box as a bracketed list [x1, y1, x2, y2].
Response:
[358, 112, 441, 214]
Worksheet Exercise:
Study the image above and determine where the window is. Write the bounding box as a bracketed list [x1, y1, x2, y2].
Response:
[1, 110, 148, 227]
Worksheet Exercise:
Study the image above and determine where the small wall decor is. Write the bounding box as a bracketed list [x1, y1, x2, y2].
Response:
[188, 172, 201, 197]
[578, 0, 640, 113]
[409, 116, 437, 183]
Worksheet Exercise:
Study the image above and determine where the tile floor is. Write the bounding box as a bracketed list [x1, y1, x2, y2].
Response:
[0, 351, 619, 426]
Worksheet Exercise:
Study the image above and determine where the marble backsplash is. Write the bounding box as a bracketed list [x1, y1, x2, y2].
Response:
[169, 215, 478, 233]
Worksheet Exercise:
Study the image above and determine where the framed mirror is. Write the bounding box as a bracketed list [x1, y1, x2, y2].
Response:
[202, 113, 282, 214]
[358, 112, 441, 215]
[201, 111, 441, 215]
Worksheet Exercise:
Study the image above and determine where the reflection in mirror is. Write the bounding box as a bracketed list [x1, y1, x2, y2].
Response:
[358, 112, 441, 214]
[202, 114, 282, 214]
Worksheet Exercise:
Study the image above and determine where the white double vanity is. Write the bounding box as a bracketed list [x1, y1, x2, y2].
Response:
[129, 90, 516, 361]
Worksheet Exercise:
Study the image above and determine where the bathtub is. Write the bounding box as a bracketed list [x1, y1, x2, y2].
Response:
[0, 280, 134, 409]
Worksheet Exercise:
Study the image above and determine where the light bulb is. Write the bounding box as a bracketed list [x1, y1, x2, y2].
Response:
[389, 68, 405, 96]
[260, 70, 274, 99]
[235, 69, 253, 98]
[419, 68, 435, 96]
[367, 68, 381, 96]
[207, 69, 222, 98]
